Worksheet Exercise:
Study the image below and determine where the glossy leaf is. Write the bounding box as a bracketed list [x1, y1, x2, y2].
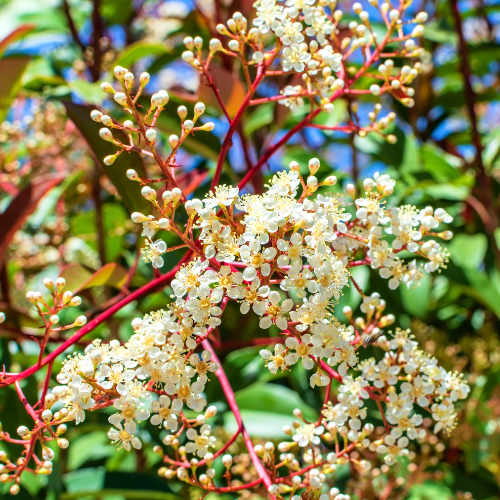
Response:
[0, 175, 64, 267]
[115, 41, 171, 68]
[63, 101, 150, 214]
[60, 263, 128, 292]
[0, 56, 29, 121]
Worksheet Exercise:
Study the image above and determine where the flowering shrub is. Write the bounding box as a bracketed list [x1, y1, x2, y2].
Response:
[0, 0, 491, 498]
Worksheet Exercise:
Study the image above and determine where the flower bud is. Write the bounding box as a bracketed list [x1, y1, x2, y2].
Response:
[308, 157, 320, 175]
[345, 183, 356, 198]
[17, 426, 29, 437]
[74, 315, 87, 326]
[178, 106, 188, 121]
[55, 277, 66, 290]
[101, 115, 113, 126]
[172, 188, 182, 203]
[307, 176, 318, 188]
[114, 92, 128, 106]
[43, 278, 54, 291]
[158, 90, 169, 105]
[158, 218, 170, 229]
[184, 120, 194, 131]
[162, 191, 173, 204]
[268, 484, 279, 495]
[182, 50, 195, 63]
[124, 72, 134, 86]
[194, 102, 205, 117]
[57, 424, 67, 434]
[141, 186, 157, 201]
[151, 93, 163, 109]
[114, 66, 126, 80]
[140, 72, 150, 86]
[99, 128, 114, 142]
[100, 82, 115, 94]
[216, 24, 229, 35]
[145, 128, 157, 142]
[389, 9, 399, 21]
[222, 454, 232, 468]
[416, 12, 428, 23]
[253, 51, 264, 63]
[323, 175, 337, 186]
[198, 122, 215, 131]
[412, 25, 424, 37]
[183, 36, 194, 49]
[126, 169, 139, 181]
[228, 40, 240, 51]
[104, 155, 117, 165]
[131, 212, 148, 223]
[49, 315, 59, 325]
[0, 313, 4, 324]
[70, 296, 82, 307]
[168, 135, 179, 148]
[91, 110, 102, 122]
[209, 38, 222, 52]
[42, 409, 53, 421]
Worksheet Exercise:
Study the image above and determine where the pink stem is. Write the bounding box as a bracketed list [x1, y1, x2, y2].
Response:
[201, 339, 274, 496]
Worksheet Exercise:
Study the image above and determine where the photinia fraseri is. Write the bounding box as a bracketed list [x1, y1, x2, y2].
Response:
[0, 2, 469, 499]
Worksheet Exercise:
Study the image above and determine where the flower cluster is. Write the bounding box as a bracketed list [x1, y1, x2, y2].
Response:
[179, 0, 429, 136]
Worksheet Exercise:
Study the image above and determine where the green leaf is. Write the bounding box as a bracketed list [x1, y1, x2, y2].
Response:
[408, 481, 454, 500]
[244, 103, 274, 136]
[460, 268, 500, 319]
[421, 143, 462, 182]
[424, 183, 470, 201]
[62, 467, 179, 499]
[224, 409, 293, 438]
[449, 233, 487, 269]
[63, 101, 150, 214]
[69, 203, 128, 262]
[69, 80, 104, 106]
[0, 56, 30, 121]
[235, 382, 318, 421]
[67, 431, 115, 470]
[100, 0, 134, 25]
[115, 41, 170, 68]
[400, 273, 432, 318]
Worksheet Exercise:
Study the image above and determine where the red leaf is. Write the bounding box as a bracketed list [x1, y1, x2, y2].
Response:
[0, 25, 36, 58]
[0, 176, 64, 267]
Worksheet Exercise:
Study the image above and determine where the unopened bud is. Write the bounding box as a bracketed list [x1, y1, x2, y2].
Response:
[74, 315, 87, 326]
[100, 82, 115, 94]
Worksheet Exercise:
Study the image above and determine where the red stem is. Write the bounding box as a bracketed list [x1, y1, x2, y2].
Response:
[201, 339, 274, 495]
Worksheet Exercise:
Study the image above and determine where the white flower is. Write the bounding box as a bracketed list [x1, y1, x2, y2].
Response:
[109, 397, 150, 426]
[108, 421, 142, 451]
[282, 43, 311, 73]
[150, 395, 182, 429]
[96, 364, 136, 394]
[185, 424, 216, 458]
[259, 291, 293, 330]
[285, 335, 317, 369]
[260, 344, 289, 374]
[275, 19, 304, 45]
[376, 435, 409, 465]
[240, 277, 270, 315]
[278, 85, 305, 112]
[293, 423, 324, 447]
